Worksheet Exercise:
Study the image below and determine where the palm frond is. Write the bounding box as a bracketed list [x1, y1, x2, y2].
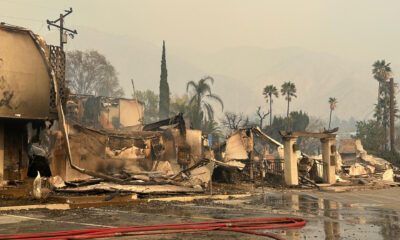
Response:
[188, 95, 197, 106]
[198, 83, 212, 96]
[201, 76, 214, 85]
[203, 102, 214, 121]
[186, 81, 197, 93]
[205, 94, 224, 111]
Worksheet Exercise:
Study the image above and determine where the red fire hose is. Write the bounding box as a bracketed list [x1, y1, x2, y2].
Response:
[0, 217, 306, 240]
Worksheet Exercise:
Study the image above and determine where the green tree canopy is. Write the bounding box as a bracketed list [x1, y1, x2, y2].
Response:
[186, 76, 223, 129]
[281, 81, 297, 130]
[263, 85, 279, 126]
[372, 60, 391, 86]
[290, 111, 309, 132]
[159, 40, 170, 120]
[66, 50, 124, 97]
[202, 119, 223, 144]
[328, 97, 338, 129]
[356, 120, 386, 152]
[263, 111, 309, 142]
[136, 90, 159, 124]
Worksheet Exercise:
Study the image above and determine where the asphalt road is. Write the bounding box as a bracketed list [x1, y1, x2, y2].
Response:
[0, 188, 399, 239]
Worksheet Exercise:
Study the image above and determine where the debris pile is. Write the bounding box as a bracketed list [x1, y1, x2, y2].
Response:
[42, 113, 213, 197]
[337, 139, 399, 185]
[212, 127, 283, 183]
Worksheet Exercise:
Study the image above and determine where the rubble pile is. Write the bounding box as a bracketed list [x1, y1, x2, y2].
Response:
[298, 154, 324, 183]
[33, 154, 212, 200]
[212, 127, 283, 183]
[44, 119, 213, 196]
[337, 139, 399, 185]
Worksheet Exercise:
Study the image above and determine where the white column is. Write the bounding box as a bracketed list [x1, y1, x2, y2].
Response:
[321, 138, 336, 184]
[284, 137, 298, 186]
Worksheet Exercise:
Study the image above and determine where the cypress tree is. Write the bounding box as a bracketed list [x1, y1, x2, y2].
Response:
[158, 40, 170, 119]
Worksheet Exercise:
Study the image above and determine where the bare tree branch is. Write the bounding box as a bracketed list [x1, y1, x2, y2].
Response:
[221, 112, 250, 132]
[255, 106, 270, 129]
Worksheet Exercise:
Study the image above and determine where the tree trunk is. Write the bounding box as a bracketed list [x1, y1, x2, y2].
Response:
[328, 109, 332, 129]
[269, 94, 272, 126]
[377, 82, 381, 121]
[287, 98, 290, 131]
[390, 78, 395, 152]
[383, 83, 388, 151]
[196, 95, 201, 129]
[378, 82, 381, 100]
[384, 123, 387, 151]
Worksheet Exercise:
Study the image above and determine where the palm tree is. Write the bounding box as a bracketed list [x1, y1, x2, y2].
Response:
[186, 76, 224, 129]
[372, 60, 392, 101]
[328, 97, 338, 129]
[263, 85, 279, 126]
[372, 60, 392, 150]
[281, 81, 297, 130]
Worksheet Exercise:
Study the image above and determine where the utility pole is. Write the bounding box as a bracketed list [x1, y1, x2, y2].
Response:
[131, 79, 142, 123]
[390, 78, 395, 152]
[47, 8, 77, 50]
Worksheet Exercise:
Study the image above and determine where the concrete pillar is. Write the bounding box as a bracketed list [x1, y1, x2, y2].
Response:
[283, 136, 298, 186]
[321, 138, 336, 184]
[0, 121, 3, 185]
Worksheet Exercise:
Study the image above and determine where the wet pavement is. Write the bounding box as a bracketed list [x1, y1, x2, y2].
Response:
[0, 188, 399, 239]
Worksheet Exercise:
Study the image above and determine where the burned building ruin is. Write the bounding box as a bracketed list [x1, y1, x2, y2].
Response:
[0, 24, 67, 184]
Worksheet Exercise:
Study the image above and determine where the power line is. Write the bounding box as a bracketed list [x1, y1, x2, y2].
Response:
[0, 0, 60, 11]
[0, 15, 43, 22]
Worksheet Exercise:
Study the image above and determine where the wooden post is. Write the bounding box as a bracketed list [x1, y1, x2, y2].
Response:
[59, 14, 64, 50]
[131, 79, 142, 123]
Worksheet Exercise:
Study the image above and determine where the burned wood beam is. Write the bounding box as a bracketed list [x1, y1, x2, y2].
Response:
[143, 113, 186, 136]
[279, 130, 336, 139]
[299, 176, 320, 190]
[252, 127, 283, 147]
[171, 158, 210, 180]
[209, 158, 244, 169]
[323, 127, 339, 134]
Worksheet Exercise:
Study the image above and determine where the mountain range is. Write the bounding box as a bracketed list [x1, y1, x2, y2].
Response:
[68, 27, 385, 121]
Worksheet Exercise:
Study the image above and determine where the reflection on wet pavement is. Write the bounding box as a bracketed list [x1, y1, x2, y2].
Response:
[214, 192, 400, 240]
[1, 190, 399, 239]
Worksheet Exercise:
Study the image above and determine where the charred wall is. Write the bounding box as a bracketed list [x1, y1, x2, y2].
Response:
[67, 94, 144, 130]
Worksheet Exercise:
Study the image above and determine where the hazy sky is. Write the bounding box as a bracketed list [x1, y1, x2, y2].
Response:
[2, 0, 400, 120]
[1, 0, 400, 63]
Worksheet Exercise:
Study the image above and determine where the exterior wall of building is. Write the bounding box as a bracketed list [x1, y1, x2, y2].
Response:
[0, 25, 66, 186]
[163, 129, 202, 174]
[67, 94, 144, 130]
[0, 27, 51, 119]
[119, 99, 144, 127]
[99, 105, 119, 129]
[224, 132, 248, 161]
[49, 125, 202, 182]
